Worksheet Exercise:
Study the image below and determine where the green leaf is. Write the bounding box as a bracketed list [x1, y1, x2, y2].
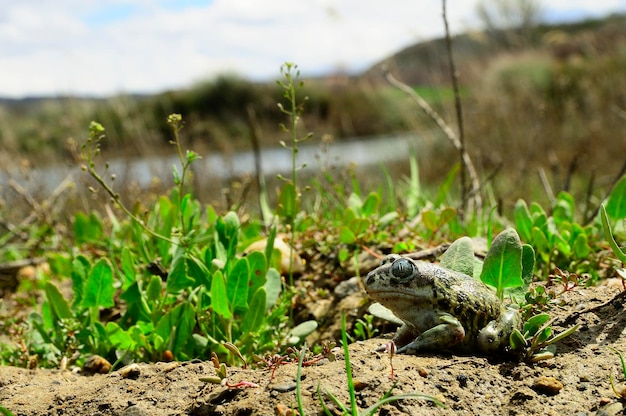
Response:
[606, 176, 626, 220]
[226, 257, 249, 312]
[211, 270, 232, 319]
[361, 192, 380, 217]
[241, 288, 266, 333]
[348, 218, 370, 237]
[264, 268, 282, 308]
[572, 233, 590, 259]
[523, 313, 550, 336]
[288, 320, 318, 344]
[440, 236, 475, 277]
[81, 258, 115, 309]
[481, 228, 524, 298]
[514, 199, 533, 242]
[553, 192, 575, 224]
[44, 282, 72, 320]
[70, 255, 90, 307]
[601, 204, 626, 263]
[73, 211, 103, 245]
[146, 275, 162, 302]
[106, 322, 135, 351]
[347, 193, 363, 215]
[246, 251, 267, 303]
[421, 210, 438, 231]
[166, 254, 195, 294]
[509, 328, 527, 350]
[339, 226, 356, 244]
[438, 207, 457, 227]
[120, 247, 136, 289]
[155, 303, 196, 357]
[521, 244, 535, 284]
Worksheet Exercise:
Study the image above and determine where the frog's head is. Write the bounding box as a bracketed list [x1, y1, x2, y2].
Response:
[362, 254, 436, 305]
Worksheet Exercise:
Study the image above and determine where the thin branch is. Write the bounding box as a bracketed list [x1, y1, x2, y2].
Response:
[442, 0, 468, 213]
[384, 70, 482, 211]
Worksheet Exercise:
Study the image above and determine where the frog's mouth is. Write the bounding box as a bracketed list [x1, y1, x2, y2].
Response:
[367, 288, 433, 304]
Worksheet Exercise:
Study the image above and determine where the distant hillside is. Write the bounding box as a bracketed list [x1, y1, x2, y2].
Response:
[361, 13, 626, 86]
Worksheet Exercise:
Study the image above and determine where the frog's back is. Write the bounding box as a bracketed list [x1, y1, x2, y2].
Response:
[425, 263, 504, 348]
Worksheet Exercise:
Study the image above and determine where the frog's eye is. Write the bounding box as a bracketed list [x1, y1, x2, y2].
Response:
[391, 258, 414, 280]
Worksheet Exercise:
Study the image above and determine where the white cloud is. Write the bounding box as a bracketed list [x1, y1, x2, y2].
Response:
[0, 0, 624, 97]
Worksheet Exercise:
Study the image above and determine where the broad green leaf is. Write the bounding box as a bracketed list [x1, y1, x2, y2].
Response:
[166, 254, 194, 294]
[211, 270, 232, 319]
[606, 176, 626, 220]
[368, 302, 403, 325]
[155, 303, 196, 357]
[421, 210, 438, 231]
[81, 258, 115, 308]
[73, 211, 103, 245]
[288, 320, 318, 344]
[514, 199, 533, 242]
[44, 281, 72, 320]
[187, 255, 210, 288]
[347, 193, 363, 215]
[121, 281, 142, 304]
[226, 257, 249, 312]
[440, 236, 475, 277]
[438, 207, 457, 227]
[264, 268, 282, 308]
[361, 192, 380, 217]
[523, 313, 550, 336]
[481, 228, 524, 298]
[531, 226, 549, 255]
[339, 226, 356, 244]
[553, 192, 575, 224]
[146, 275, 162, 302]
[246, 251, 267, 303]
[106, 322, 135, 350]
[341, 207, 357, 225]
[120, 247, 136, 289]
[70, 255, 90, 307]
[348, 218, 370, 237]
[241, 288, 266, 334]
[572, 233, 590, 259]
[509, 328, 527, 350]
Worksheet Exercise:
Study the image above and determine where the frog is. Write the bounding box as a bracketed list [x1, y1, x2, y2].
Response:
[362, 254, 521, 355]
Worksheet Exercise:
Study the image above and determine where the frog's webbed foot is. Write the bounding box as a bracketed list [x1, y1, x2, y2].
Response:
[397, 315, 465, 354]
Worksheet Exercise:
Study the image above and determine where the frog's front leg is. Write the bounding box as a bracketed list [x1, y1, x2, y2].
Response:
[396, 314, 465, 354]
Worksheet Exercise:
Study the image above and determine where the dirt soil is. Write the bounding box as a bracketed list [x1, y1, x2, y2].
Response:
[3, 280, 626, 416]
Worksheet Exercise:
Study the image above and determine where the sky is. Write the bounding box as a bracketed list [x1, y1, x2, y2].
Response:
[1, 0, 624, 98]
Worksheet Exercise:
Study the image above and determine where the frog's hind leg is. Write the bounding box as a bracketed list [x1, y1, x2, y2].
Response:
[396, 315, 465, 354]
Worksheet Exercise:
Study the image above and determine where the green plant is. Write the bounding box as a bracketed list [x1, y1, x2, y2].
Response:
[276, 62, 313, 286]
[316, 315, 443, 416]
[514, 193, 595, 278]
[26, 116, 292, 368]
[350, 314, 378, 342]
[509, 314, 579, 362]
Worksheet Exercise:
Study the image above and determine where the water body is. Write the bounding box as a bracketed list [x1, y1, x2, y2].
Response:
[2, 133, 425, 194]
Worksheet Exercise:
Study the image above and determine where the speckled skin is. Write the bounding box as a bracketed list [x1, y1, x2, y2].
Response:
[363, 254, 520, 354]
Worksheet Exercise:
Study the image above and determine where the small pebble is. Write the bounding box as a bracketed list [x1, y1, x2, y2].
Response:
[532, 376, 563, 396]
[82, 355, 112, 374]
[275, 403, 299, 416]
[418, 367, 428, 377]
[352, 379, 369, 391]
[119, 364, 141, 379]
